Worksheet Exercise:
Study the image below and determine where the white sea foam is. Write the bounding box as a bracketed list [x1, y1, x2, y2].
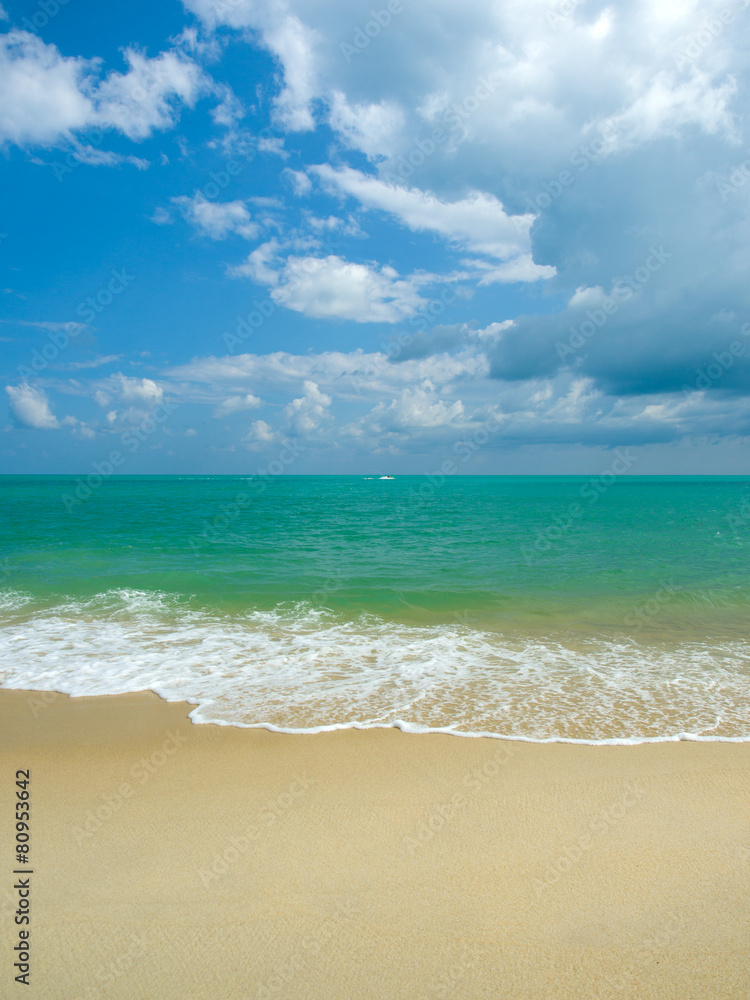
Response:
[1, 589, 749, 743]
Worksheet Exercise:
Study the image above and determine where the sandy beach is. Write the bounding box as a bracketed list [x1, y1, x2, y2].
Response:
[1, 687, 748, 999]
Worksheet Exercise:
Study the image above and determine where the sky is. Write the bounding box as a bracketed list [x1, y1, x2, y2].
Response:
[1, 0, 750, 475]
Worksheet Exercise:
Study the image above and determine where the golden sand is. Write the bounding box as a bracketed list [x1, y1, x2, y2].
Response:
[1, 687, 748, 999]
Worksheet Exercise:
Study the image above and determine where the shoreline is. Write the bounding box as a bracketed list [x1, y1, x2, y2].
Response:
[2, 687, 749, 998]
[5, 683, 750, 744]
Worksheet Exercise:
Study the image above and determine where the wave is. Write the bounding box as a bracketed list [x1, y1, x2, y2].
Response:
[1, 588, 749, 743]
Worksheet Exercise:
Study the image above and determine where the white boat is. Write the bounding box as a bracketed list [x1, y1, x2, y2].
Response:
[379, 475, 395, 479]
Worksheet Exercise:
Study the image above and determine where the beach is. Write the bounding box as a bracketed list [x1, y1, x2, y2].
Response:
[2, 687, 748, 999]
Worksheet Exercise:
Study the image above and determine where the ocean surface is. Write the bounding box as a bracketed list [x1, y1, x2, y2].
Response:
[1, 474, 749, 743]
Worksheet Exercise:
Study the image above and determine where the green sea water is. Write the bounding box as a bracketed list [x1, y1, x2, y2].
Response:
[1, 475, 749, 741]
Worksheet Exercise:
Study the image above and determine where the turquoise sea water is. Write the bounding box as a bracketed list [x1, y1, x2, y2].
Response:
[1, 475, 749, 741]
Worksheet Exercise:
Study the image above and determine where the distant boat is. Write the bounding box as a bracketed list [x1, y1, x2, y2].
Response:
[379, 475, 395, 479]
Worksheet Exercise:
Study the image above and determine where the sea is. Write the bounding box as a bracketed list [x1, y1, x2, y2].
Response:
[1, 474, 749, 744]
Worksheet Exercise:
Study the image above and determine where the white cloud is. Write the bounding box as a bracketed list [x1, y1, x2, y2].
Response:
[172, 193, 259, 239]
[210, 85, 244, 129]
[5, 383, 60, 429]
[107, 374, 163, 406]
[232, 239, 282, 285]
[180, 0, 744, 179]
[313, 165, 538, 263]
[0, 31, 206, 151]
[166, 347, 489, 401]
[96, 47, 206, 139]
[183, 0, 318, 130]
[4, 319, 90, 335]
[0, 32, 95, 147]
[93, 374, 166, 429]
[568, 285, 607, 308]
[151, 206, 172, 226]
[283, 379, 332, 434]
[594, 70, 739, 154]
[283, 167, 312, 196]
[327, 92, 405, 160]
[365, 386, 466, 433]
[264, 14, 319, 130]
[242, 419, 278, 450]
[213, 393, 262, 417]
[471, 254, 557, 285]
[56, 355, 123, 372]
[0, 5, 9, 21]
[234, 251, 428, 322]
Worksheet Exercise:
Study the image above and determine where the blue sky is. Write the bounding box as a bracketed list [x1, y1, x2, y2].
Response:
[2, 0, 750, 474]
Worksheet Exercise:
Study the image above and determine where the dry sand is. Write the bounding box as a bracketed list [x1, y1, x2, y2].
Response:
[1, 687, 748, 999]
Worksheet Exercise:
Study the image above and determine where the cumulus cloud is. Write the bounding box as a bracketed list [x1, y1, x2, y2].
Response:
[0, 31, 206, 152]
[594, 71, 739, 154]
[160, 335, 750, 455]
[166, 346, 488, 401]
[107, 374, 163, 406]
[171, 194, 259, 239]
[213, 393, 262, 417]
[93, 375, 167, 429]
[232, 247, 429, 322]
[283, 380, 332, 434]
[182, 0, 318, 130]
[5, 383, 61, 429]
[7, 0, 750, 468]
[0, 32, 95, 148]
[361, 386, 466, 434]
[327, 93, 406, 160]
[94, 47, 207, 140]
[283, 168, 312, 196]
[242, 419, 278, 450]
